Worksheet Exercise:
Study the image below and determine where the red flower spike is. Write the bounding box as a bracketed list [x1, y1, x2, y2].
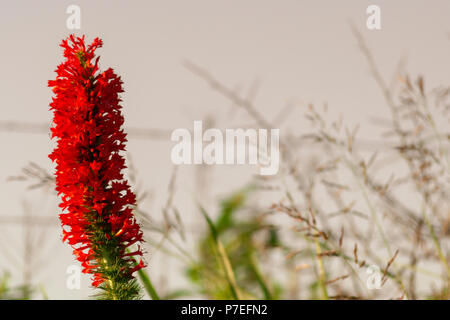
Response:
[49, 35, 145, 299]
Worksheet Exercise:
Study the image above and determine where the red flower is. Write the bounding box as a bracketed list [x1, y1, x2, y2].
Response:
[49, 35, 145, 299]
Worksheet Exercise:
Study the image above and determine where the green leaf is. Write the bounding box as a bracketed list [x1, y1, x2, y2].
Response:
[137, 267, 160, 300]
[200, 206, 218, 242]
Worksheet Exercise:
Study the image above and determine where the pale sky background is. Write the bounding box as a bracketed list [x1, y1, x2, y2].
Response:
[0, 0, 449, 299]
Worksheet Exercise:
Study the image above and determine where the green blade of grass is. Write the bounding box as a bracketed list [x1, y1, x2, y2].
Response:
[137, 267, 160, 300]
[200, 205, 242, 300]
[127, 248, 160, 300]
[249, 253, 273, 300]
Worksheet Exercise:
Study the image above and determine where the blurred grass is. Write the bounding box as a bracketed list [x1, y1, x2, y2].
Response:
[186, 189, 281, 300]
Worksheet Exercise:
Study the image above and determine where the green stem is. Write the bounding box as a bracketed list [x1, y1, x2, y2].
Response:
[314, 237, 329, 300]
[137, 268, 160, 300]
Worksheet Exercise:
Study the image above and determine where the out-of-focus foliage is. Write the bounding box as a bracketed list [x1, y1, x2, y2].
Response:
[0, 272, 33, 300]
[187, 189, 283, 299]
